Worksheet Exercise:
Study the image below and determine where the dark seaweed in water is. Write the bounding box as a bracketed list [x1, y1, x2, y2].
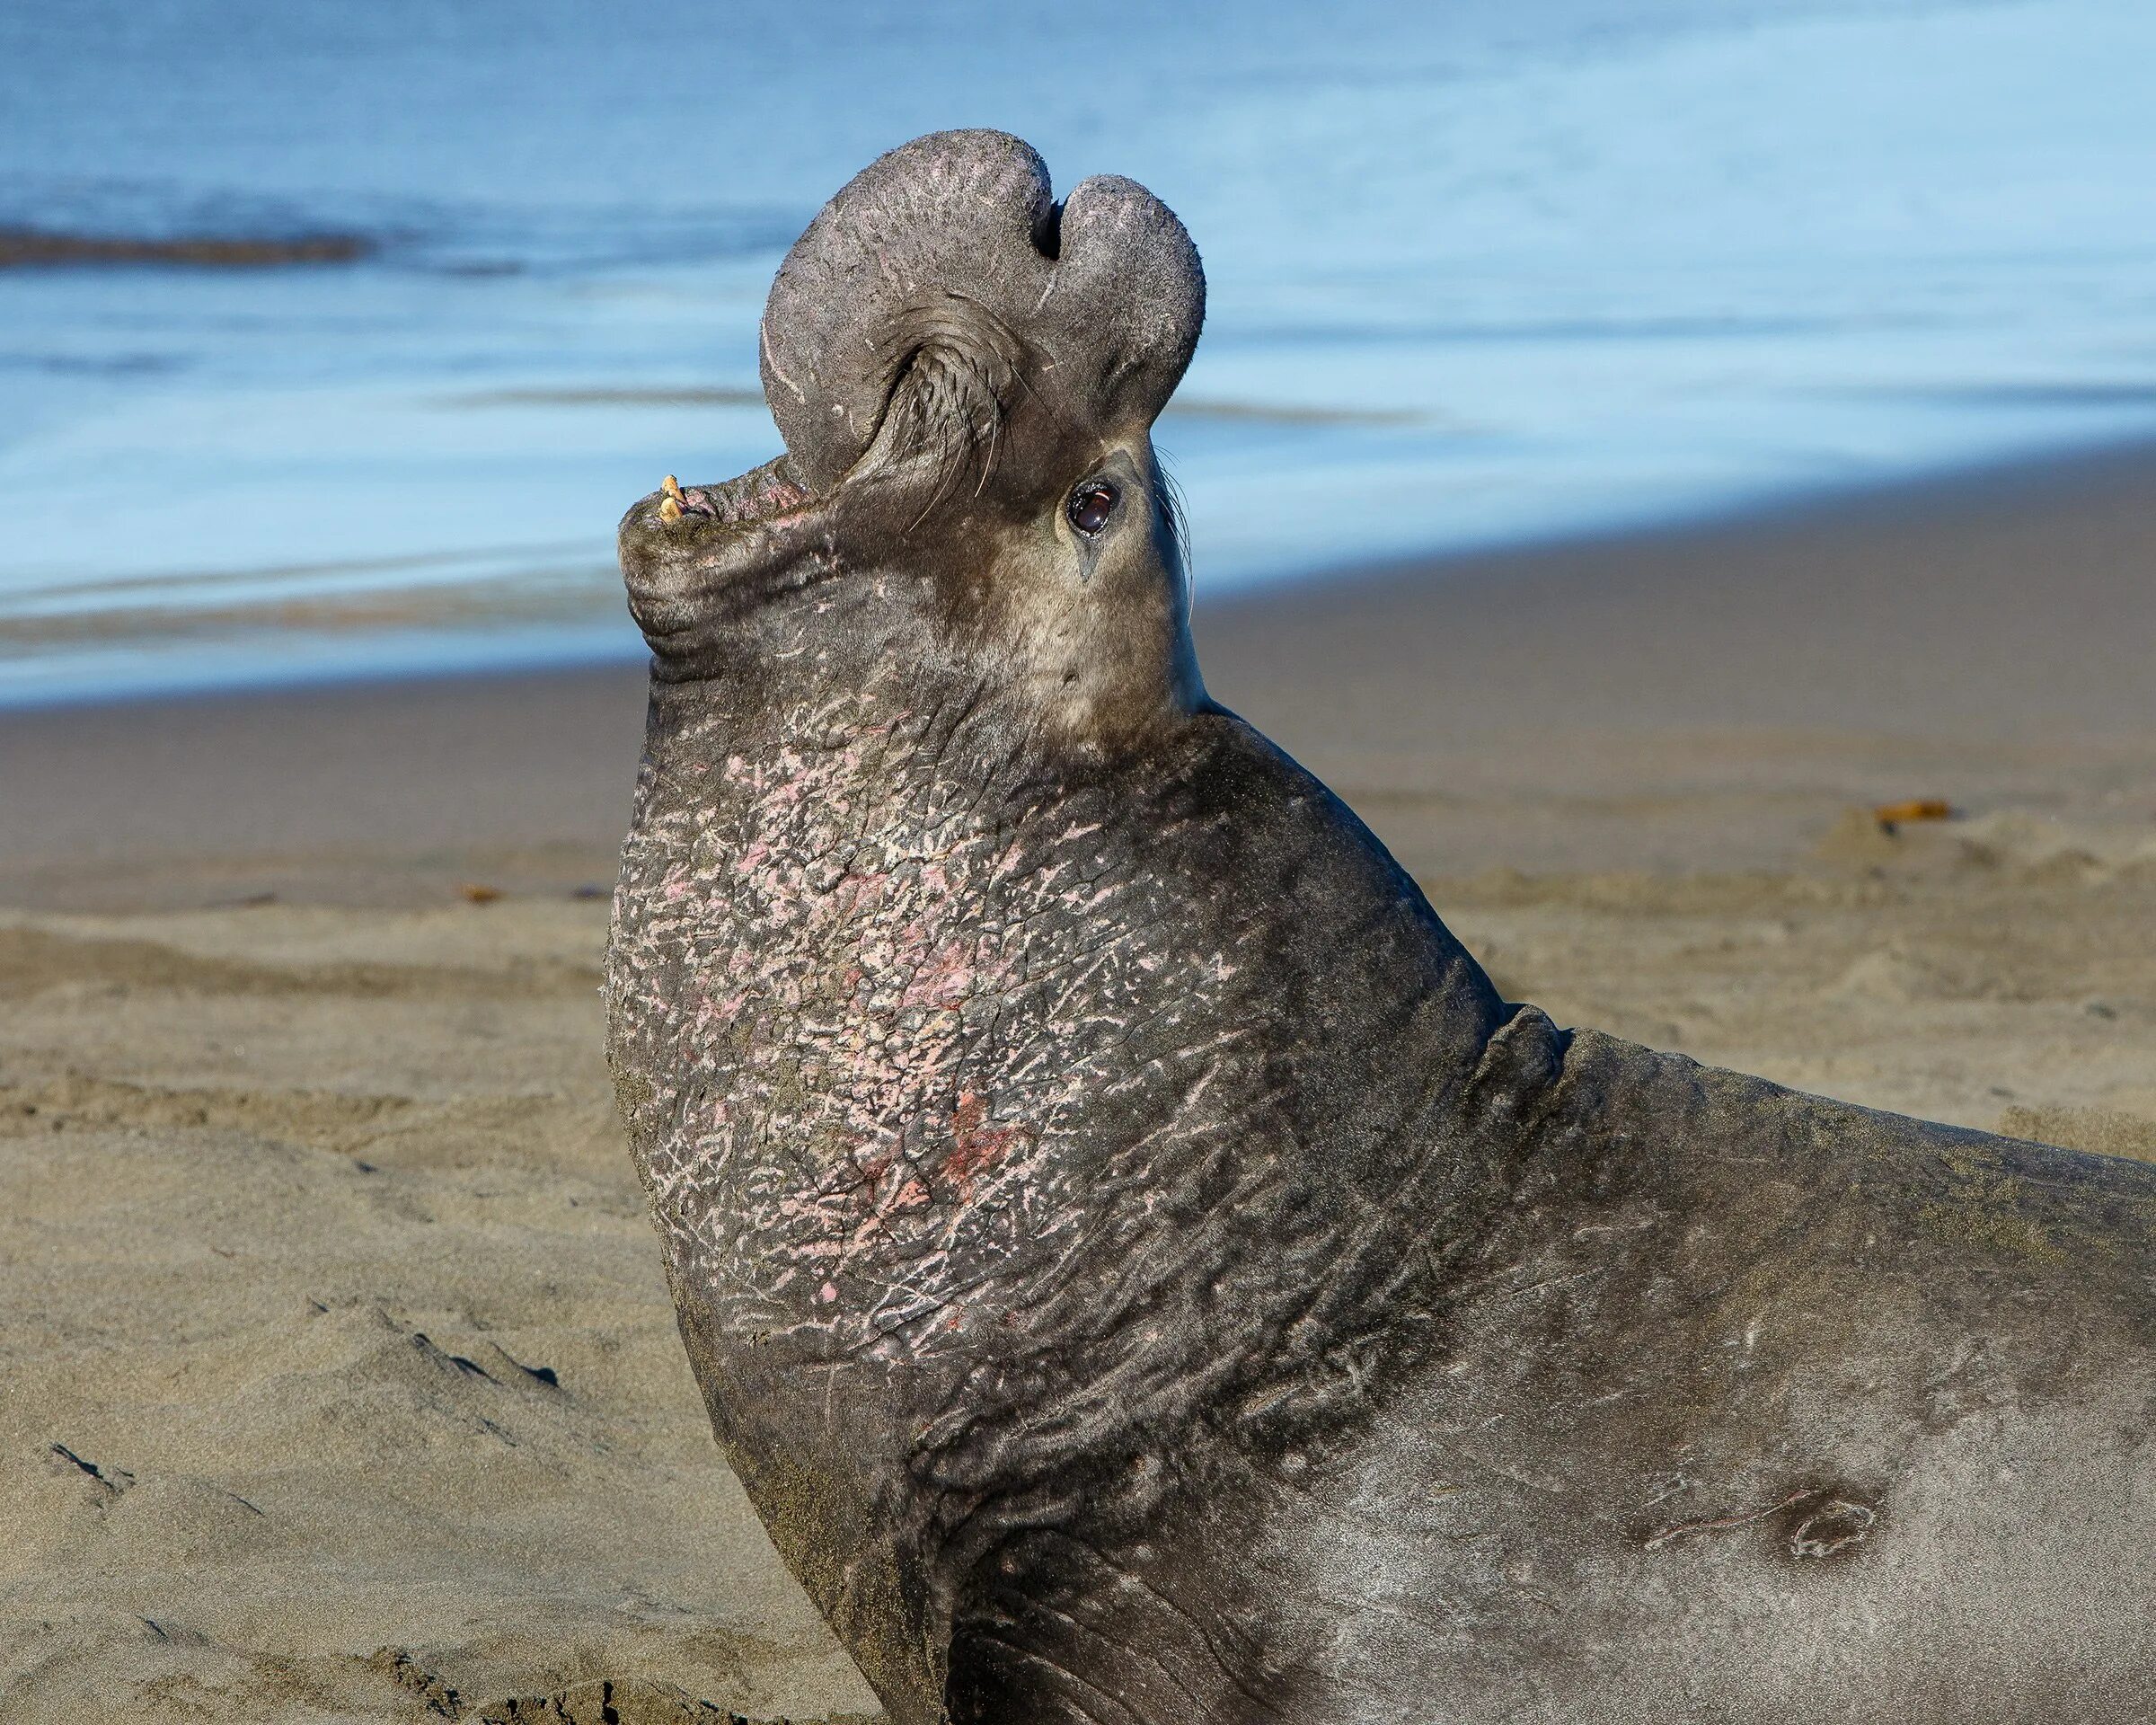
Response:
[0, 227, 374, 269]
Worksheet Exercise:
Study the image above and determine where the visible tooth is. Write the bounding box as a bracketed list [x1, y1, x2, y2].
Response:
[658, 494, 683, 523]
[662, 474, 685, 501]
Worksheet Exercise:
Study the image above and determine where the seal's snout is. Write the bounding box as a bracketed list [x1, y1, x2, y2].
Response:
[761, 128, 1205, 493]
[616, 131, 1204, 664]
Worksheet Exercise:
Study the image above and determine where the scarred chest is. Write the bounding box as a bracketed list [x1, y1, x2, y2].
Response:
[605, 689, 1250, 1376]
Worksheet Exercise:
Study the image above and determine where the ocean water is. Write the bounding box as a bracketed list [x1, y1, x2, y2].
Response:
[4, 0, 2154, 703]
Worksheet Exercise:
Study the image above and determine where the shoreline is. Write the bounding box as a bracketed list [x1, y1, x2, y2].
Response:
[4, 429, 2150, 904]
[5, 424, 2154, 721]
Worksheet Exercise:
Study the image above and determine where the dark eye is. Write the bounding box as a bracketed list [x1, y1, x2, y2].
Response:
[1068, 481, 1118, 535]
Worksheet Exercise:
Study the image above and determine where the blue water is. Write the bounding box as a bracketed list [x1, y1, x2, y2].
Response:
[4, 0, 2155, 703]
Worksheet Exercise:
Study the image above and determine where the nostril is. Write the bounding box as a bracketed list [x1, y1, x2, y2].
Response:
[1031, 198, 1064, 261]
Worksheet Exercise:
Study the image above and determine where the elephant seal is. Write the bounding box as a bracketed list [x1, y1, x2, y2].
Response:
[605, 130, 2156, 1725]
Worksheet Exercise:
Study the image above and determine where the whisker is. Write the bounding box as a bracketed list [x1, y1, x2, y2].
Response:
[1153, 447, 1194, 585]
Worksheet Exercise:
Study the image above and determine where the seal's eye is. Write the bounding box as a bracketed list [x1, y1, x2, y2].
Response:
[1068, 482, 1118, 535]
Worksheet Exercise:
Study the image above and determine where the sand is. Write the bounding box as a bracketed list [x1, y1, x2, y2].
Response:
[3, 442, 2152, 1721]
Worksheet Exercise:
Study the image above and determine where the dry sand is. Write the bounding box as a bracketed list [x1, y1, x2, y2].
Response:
[3, 442, 2152, 1720]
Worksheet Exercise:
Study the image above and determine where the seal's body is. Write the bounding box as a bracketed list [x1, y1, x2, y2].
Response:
[606, 133, 2156, 1725]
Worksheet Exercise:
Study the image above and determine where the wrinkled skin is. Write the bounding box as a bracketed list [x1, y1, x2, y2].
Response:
[605, 132, 2156, 1725]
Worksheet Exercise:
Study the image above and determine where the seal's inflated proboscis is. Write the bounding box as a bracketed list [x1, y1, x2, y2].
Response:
[606, 131, 2156, 1725]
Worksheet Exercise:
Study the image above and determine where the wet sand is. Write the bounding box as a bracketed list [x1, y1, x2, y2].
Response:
[3, 442, 2152, 1720]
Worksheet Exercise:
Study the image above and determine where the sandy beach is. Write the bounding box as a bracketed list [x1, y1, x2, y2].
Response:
[4, 444, 2153, 1721]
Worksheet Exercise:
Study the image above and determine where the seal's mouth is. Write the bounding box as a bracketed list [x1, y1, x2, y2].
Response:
[642, 455, 814, 534]
[615, 450, 827, 651]
[631, 323, 1013, 557]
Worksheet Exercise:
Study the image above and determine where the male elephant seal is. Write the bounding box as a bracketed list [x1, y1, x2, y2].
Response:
[606, 130, 2156, 1725]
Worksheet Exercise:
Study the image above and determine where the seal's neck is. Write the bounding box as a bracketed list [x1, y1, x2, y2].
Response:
[608, 659, 1567, 1725]
[615, 656, 1536, 1411]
